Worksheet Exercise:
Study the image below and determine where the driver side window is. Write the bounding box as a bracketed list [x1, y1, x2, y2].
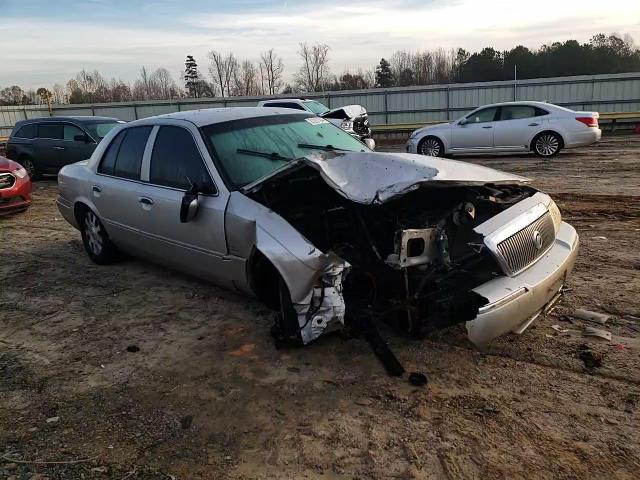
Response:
[149, 126, 216, 194]
[465, 107, 498, 124]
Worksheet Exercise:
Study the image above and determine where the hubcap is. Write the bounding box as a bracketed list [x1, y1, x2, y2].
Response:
[420, 138, 441, 157]
[84, 212, 103, 255]
[536, 135, 559, 156]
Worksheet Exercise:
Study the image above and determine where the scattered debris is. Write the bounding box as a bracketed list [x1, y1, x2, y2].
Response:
[126, 345, 140, 353]
[355, 398, 373, 406]
[45, 416, 59, 424]
[572, 309, 610, 324]
[577, 344, 603, 369]
[583, 326, 612, 341]
[408, 372, 428, 387]
[591, 236, 608, 240]
[180, 415, 193, 430]
[551, 324, 569, 333]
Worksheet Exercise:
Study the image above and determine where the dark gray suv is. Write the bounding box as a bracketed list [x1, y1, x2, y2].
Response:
[6, 116, 123, 178]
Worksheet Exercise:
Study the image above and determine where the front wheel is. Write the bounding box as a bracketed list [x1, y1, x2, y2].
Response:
[20, 157, 40, 180]
[533, 133, 562, 158]
[80, 209, 119, 265]
[418, 136, 444, 157]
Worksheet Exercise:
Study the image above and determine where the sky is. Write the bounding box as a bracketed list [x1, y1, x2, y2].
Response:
[1, 0, 639, 89]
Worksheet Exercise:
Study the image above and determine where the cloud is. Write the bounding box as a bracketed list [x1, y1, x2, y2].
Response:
[0, 0, 638, 89]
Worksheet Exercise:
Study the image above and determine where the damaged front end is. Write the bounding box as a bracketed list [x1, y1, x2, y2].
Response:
[241, 151, 577, 347]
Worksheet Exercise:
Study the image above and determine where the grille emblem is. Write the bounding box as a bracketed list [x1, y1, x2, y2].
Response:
[533, 230, 543, 250]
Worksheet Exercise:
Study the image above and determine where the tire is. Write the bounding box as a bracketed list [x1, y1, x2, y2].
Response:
[271, 279, 303, 347]
[417, 136, 444, 157]
[19, 156, 40, 180]
[80, 209, 119, 265]
[533, 132, 562, 158]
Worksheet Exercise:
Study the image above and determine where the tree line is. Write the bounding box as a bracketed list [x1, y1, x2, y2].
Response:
[1, 33, 638, 106]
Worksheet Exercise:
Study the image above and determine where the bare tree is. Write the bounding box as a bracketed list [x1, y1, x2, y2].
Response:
[260, 49, 285, 95]
[52, 84, 66, 104]
[208, 51, 239, 97]
[295, 43, 331, 92]
[150, 67, 179, 99]
[233, 60, 260, 96]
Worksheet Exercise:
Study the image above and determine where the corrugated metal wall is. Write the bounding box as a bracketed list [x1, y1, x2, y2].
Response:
[2, 72, 639, 136]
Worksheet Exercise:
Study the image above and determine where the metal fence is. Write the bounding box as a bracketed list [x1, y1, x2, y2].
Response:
[2, 71, 640, 137]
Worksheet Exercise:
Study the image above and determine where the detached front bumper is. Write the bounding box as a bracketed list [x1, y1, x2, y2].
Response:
[466, 221, 579, 345]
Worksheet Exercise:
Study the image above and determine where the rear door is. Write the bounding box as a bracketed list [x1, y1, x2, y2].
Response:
[493, 105, 547, 149]
[34, 122, 64, 172]
[133, 124, 230, 283]
[451, 107, 498, 151]
[91, 125, 154, 252]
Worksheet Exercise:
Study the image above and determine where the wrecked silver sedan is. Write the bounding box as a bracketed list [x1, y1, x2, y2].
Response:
[57, 107, 578, 349]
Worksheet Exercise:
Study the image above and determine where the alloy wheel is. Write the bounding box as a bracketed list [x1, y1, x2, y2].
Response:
[84, 212, 103, 256]
[420, 138, 442, 157]
[21, 158, 36, 177]
[535, 134, 559, 156]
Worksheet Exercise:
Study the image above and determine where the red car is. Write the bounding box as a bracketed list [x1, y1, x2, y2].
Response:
[0, 156, 32, 215]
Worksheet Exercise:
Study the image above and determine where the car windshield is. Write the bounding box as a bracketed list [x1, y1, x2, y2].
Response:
[302, 100, 330, 115]
[84, 121, 122, 140]
[201, 113, 369, 189]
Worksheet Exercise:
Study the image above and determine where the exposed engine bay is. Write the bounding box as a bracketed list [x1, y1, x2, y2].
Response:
[247, 165, 538, 341]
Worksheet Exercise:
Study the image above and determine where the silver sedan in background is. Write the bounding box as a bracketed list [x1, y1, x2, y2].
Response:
[406, 101, 601, 158]
[57, 107, 578, 349]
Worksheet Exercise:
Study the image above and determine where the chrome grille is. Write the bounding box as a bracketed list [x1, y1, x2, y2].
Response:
[497, 212, 555, 275]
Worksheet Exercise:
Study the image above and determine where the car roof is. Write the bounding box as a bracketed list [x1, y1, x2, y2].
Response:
[473, 101, 562, 110]
[130, 107, 310, 128]
[15, 116, 120, 125]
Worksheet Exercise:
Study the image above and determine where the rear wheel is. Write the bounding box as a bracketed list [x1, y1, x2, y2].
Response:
[20, 156, 39, 180]
[533, 132, 562, 158]
[418, 136, 444, 157]
[80, 209, 119, 264]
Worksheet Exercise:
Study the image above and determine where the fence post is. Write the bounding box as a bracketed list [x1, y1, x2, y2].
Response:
[446, 87, 451, 121]
[326, 92, 331, 109]
[384, 90, 389, 125]
[133, 105, 138, 120]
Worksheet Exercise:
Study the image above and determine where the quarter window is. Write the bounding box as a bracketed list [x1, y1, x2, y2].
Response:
[465, 107, 498, 124]
[149, 126, 215, 193]
[98, 126, 151, 180]
[14, 123, 36, 139]
[38, 123, 63, 139]
[63, 124, 86, 141]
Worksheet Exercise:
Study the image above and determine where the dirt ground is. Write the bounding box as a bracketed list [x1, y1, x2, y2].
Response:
[1, 135, 639, 480]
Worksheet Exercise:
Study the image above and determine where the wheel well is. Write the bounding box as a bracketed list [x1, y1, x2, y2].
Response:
[73, 202, 92, 226]
[247, 249, 282, 310]
[531, 130, 564, 151]
[418, 135, 444, 146]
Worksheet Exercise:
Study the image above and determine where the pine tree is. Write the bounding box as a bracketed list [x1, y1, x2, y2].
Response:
[375, 58, 394, 87]
[184, 55, 200, 97]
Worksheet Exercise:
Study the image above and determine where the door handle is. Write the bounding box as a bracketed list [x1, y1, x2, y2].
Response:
[52, 146, 66, 150]
[138, 197, 154, 206]
[528, 123, 540, 126]
[92, 185, 102, 194]
[482, 126, 493, 129]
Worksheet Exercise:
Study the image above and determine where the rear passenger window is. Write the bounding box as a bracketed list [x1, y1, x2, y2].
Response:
[98, 126, 151, 179]
[149, 126, 215, 193]
[113, 126, 152, 180]
[14, 124, 36, 139]
[38, 123, 63, 139]
[499, 106, 537, 121]
[98, 130, 126, 175]
[265, 102, 305, 111]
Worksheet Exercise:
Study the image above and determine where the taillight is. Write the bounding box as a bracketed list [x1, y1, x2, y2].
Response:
[576, 117, 598, 128]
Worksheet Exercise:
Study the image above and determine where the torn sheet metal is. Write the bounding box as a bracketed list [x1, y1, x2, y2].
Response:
[293, 254, 351, 345]
[301, 151, 530, 205]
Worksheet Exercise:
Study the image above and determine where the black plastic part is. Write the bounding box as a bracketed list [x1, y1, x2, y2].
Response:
[358, 316, 405, 377]
[408, 372, 428, 387]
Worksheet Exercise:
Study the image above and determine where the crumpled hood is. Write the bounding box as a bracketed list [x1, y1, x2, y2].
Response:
[301, 151, 529, 205]
[321, 104, 367, 119]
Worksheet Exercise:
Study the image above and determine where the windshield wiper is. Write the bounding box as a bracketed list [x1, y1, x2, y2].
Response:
[237, 148, 292, 161]
[297, 143, 349, 152]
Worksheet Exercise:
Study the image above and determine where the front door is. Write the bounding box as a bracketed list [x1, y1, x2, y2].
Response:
[134, 125, 230, 284]
[451, 106, 498, 151]
[60, 123, 96, 166]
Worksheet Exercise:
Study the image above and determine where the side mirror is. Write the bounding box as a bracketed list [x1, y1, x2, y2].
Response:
[363, 138, 376, 150]
[74, 134, 90, 143]
[458, 118, 468, 126]
[180, 188, 199, 223]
